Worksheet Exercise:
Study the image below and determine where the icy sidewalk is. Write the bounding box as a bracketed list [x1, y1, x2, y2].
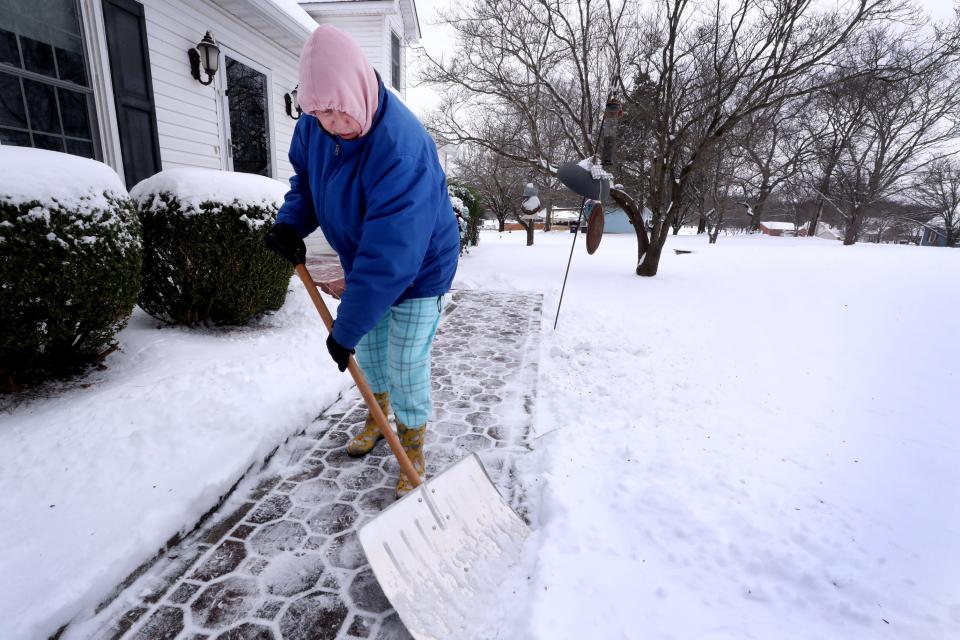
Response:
[72, 289, 542, 640]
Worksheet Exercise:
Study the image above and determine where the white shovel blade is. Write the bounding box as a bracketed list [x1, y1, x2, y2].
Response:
[358, 453, 530, 640]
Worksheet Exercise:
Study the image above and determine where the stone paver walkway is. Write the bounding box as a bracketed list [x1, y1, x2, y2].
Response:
[84, 289, 542, 640]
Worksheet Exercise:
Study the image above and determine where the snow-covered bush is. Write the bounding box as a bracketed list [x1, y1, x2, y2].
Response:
[449, 183, 483, 250]
[0, 148, 142, 381]
[131, 168, 292, 325]
[450, 193, 470, 254]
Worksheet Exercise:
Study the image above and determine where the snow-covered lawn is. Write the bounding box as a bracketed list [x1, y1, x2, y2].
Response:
[457, 231, 960, 640]
[0, 286, 352, 639]
[2, 229, 957, 639]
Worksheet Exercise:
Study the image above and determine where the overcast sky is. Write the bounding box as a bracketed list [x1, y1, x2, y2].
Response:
[405, 0, 958, 117]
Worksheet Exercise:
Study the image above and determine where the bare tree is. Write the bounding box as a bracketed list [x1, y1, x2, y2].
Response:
[624, 0, 919, 274]
[910, 159, 960, 246]
[419, 0, 626, 178]
[421, 0, 955, 274]
[456, 144, 536, 243]
[731, 99, 815, 231]
[824, 32, 960, 245]
[798, 73, 871, 237]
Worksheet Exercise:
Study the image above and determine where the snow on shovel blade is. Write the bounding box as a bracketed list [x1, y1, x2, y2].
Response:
[358, 453, 530, 639]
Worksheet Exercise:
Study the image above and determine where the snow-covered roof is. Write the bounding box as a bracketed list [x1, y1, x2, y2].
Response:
[549, 208, 581, 222]
[209, 0, 316, 54]
[300, 0, 421, 41]
[0, 147, 126, 211]
[130, 168, 288, 216]
[263, 0, 319, 31]
[760, 220, 795, 231]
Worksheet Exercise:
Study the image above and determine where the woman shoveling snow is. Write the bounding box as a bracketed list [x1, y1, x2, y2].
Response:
[266, 24, 460, 497]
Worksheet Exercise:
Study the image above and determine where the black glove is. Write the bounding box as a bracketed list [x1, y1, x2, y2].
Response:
[326, 332, 354, 372]
[265, 222, 306, 265]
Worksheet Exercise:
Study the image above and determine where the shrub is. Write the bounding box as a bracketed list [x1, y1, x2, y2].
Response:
[131, 168, 292, 325]
[0, 148, 141, 382]
[449, 183, 483, 248]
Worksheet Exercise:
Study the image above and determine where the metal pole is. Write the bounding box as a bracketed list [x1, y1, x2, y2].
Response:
[553, 76, 621, 331]
[554, 197, 587, 330]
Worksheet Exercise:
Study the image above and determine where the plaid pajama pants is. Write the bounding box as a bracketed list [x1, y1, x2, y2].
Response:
[354, 295, 445, 427]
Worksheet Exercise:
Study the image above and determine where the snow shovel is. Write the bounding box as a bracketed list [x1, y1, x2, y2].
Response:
[295, 264, 531, 640]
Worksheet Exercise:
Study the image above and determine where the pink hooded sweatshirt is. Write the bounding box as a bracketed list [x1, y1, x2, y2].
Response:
[296, 25, 380, 137]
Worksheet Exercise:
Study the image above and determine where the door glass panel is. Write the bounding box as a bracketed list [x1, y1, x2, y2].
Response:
[225, 56, 271, 177]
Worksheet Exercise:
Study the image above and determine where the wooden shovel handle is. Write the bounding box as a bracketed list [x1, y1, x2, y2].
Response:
[295, 265, 422, 488]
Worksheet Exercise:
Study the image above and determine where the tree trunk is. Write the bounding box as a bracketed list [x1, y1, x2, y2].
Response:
[698, 214, 707, 234]
[634, 221, 649, 265]
[807, 199, 824, 237]
[750, 190, 771, 232]
[526, 223, 534, 246]
[843, 210, 861, 246]
[609, 187, 650, 272]
[637, 239, 664, 276]
[544, 202, 553, 232]
[498, 219, 505, 232]
[637, 204, 674, 277]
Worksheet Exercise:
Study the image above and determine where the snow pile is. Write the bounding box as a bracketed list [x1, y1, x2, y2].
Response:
[455, 232, 960, 640]
[0, 147, 127, 212]
[760, 220, 797, 231]
[449, 194, 468, 216]
[130, 168, 288, 226]
[0, 147, 138, 252]
[577, 156, 614, 181]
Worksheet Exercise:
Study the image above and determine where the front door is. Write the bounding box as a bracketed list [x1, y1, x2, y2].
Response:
[221, 55, 271, 177]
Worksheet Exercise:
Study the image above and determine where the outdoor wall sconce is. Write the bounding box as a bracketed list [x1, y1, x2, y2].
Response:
[188, 31, 220, 86]
[284, 85, 302, 120]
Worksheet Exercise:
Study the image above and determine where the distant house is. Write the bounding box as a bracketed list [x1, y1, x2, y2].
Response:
[815, 224, 842, 241]
[759, 221, 806, 237]
[541, 205, 651, 232]
[920, 225, 951, 247]
[601, 205, 653, 233]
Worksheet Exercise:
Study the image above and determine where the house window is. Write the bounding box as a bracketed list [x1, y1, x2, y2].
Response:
[0, 0, 97, 159]
[223, 56, 272, 177]
[390, 31, 401, 90]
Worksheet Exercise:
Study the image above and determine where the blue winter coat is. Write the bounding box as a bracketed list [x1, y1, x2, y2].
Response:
[275, 76, 460, 349]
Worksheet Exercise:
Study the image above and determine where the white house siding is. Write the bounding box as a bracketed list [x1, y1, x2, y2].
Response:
[311, 14, 386, 77]
[140, 0, 299, 180]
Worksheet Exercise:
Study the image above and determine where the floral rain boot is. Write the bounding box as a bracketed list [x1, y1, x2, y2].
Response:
[345, 391, 390, 457]
[395, 422, 426, 498]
